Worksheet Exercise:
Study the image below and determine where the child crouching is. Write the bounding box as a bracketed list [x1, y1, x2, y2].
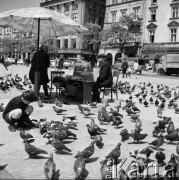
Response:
[2, 90, 39, 132]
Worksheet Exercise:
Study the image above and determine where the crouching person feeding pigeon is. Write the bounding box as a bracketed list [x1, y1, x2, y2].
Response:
[2, 90, 39, 132]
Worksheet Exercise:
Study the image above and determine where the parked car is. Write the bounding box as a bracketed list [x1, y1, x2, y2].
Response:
[5, 58, 15, 64]
[63, 60, 71, 69]
[17, 59, 24, 65]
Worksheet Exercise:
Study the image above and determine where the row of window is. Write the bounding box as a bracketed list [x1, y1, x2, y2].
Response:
[111, 0, 179, 6]
[111, 7, 140, 22]
[150, 6, 179, 22]
[49, 1, 78, 12]
[56, 39, 77, 49]
[48, 1, 104, 26]
[149, 28, 177, 43]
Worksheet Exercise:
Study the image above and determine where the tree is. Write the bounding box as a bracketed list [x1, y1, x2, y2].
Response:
[142, 43, 168, 59]
[0, 37, 14, 58]
[100, 13, 142, 57]
[79, 23, 102, 67]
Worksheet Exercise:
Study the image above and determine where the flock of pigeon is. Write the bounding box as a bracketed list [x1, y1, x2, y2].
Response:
[1, 73, 179, 179]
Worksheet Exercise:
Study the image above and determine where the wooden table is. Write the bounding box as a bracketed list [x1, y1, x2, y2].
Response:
[66, 78, 95, 104]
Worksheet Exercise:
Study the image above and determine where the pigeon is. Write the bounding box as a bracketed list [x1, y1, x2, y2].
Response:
[112, 106, 120, 113]
[155, 99, 159, 106]
[110, 108, 123, 118]
[133, 127, 143, 134]
[129, 149, 139, 159]
[74, 151, 86, 180]
[37, 96, 43, 107]
[97, 113, 106, 124]
[100, 159, 111, 180]
[132, 105, 140, 113]
[94, 135, 103, 148]
[157, 106, 163, 118]
[152, 123, 161, 137]
[143, 100, 149, 107]
[130, 114, 138, 122]
[174, 107, 179, 114]
[139, 97, 143, 103]
[56, 124, 76, 140]
[52, 106, 67, 114]
[158, 119, 169, 132]
[135, 116, 142, 129]
[126, 108, 136, 116]
[134, 93, 141, 98]
[149, 133, 164, 150]
[55, 98, 62, 107]
[19, 129, 35, 142]
[167, 121, 175, 134]
[165, 153, 177, 177]
[101, 109, 111, 123]
[129, 133, 148, 142]
[78, 104, 90, 112]
[86, 124, 100, 139]
[75, 141, 95, 161]
[149, 97, 153, 104]
[105, 142, 121, 160]
[155, 150, 166, 165]
[139, 146, 153, 159]
[160, 102, 165, 110]
[164, 128, 179, 143]
[24, 139, 48, 158]
[90, 118, 106, 133]
[48, 135, 71, 153]
[142, 94, 147, 99]
[112, 116, 123, 127]
[129, 95, 133, 100]
[82, 108, 94, 117]
[120, 129, 129, 142]
[122, 101, 135, 110]
[90, 101, 97, 108]
[44, 152, 56, 180]
[63, 116, 76, 121]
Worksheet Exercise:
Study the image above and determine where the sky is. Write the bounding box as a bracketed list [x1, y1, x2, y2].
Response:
[0, 0, 42, 13]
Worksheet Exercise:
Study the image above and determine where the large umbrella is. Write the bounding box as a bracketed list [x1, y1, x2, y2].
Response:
[0, 7, 87, 96]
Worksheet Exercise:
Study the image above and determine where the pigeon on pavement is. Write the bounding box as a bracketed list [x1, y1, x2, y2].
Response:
[44, 152, 56, 180]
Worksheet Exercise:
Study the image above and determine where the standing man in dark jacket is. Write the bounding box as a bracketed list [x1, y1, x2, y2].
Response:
[29, 45, 50, 97]
[121, 58, 128, 78]
[92, 54, 113, 103]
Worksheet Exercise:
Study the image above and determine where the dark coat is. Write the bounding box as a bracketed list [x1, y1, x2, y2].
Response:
[97, 61, 113, 87]
[29, 49, 50, 85]
[121, 60, 128, 70]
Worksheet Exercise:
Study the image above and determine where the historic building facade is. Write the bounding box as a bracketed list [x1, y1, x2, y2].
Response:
[142, 0, 179, 54]
[40, 0, 106, 61]
[99, 0, 145, 65]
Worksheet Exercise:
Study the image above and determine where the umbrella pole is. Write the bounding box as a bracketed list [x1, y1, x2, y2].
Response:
[34, 18, 40, 97]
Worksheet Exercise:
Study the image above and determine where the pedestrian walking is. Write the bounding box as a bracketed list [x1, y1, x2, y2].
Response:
[133, 60, 139, 78]
[121, 58, 128, 78]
